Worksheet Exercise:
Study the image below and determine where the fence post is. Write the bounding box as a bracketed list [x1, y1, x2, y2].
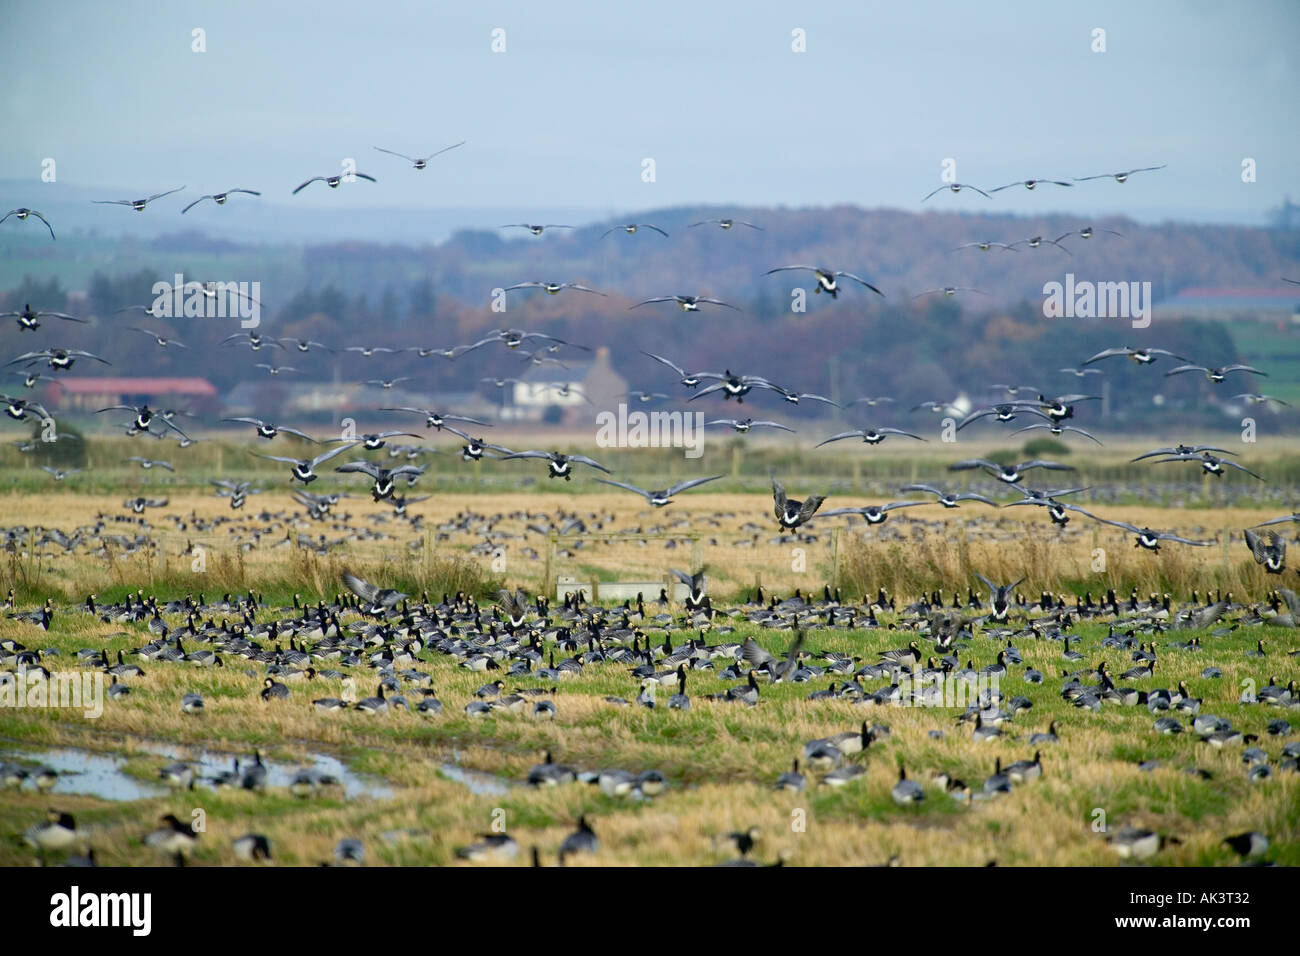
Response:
[690, 533, 702, 573]
[544, 532, 556, 598]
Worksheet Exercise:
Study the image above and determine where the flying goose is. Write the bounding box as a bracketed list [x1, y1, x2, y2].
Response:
[1082, 346, 1188, 367]
[742, 631, 805, 683]
[379, 406, 491, 431]
[632, 295, 741, 312]
[503, 281, 605, 296]
[499, 450, 610, 480]
[772, 477, 827, 531]
[500, 223, 573, 235]
[7, 348, 109, 371]
[1094, 518, 1212, 552]
[373, 141, 465, 168]
[0, 208, 55, 238]
[126, 326, 187, 348]
[706, 418, 794, 433]
[1074, 164, 1166, 183]
[592, 475, 722, 506]
[690, 218, 762, 230]
[990, 178, 1072, 192]
[764, 265, 884, 298]
[601, 222, 669, 237]
[222, 417, 318, 442]
[901, 484, 998, 508]
[819, 501, 927, 525]
[252, 441, 358, 483]
[342, 572, 408, 614]
[92, 186, 185, 211]
[921, 182, 991, 201]
[1164, 363, 1266, 383]
[816, 427, 926, 447]
[1151, 452, 1262, 480]
[1244, 529, 1286, 573]
[334, 459, 426, 500]
[4, 304, 85, 330]
[912, 286, 989, 299]
[949, 458, 1075, 484]
[292, 172, 377, 193]
[640, 350, 712, 389]
[953, 239, 1015, 251]
[181, 189, 261, 213]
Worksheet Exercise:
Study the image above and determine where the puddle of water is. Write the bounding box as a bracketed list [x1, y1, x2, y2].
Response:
[440, 761, 510, 796]
[2, 743, 392, 801]
[3, 748, 165, 801]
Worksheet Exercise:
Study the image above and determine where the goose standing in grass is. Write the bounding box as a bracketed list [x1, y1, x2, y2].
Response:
[457, 833, 520, 862]
[233, 833, 273, 862]
[559, 816, 599, 863]
[24, 810, 78, 851]
[1109, 826, 1178, 860]
[775, 759, 806, 792]
[144, 814, 198, 857]
[891, 764, 925, 805]
[354, 684, 390, 715]
[180, 693, 204, 714]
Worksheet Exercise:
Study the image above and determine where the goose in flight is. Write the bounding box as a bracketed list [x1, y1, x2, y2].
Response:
[690, 218, 762, 230]
[500, 223, 573, 235]
[949, 458, 1075, 484]
[7, 348, 109, 372]
[1073, 164, 1166, 183]
[819, 501, 928, 526]
[953, 240, 1015, 252]
[252, 442, 359, 483]
[0, 208, 55, 238]
[503, 281, 605, 297]
[912, 287, 989, 299]
[1093, 518, 1212, 551]
[901, 484, 997, 509]
[343, 571, 408, 613]
[292, 172, 377, 194]
[127, 326, 187, 348]
[379, 406, 491, 431]
[1151, 451, 1263, 480]
[372, 141, 465, 169]
[92, 187, 184, 211]
[4, 304, 85, 331]
[602, 222, 669, 238]
[772, 477, 827, 531]
[222, 417, 317, 442]
[593, 475, 722, 506]
[1055, 225, 1124, 242]
[632, 295, 741, 312]
[990, 178, 1072, 192]
[1082, 346, 1188, 367]
[922, 182, 991, 202]
[499, 450, 611, 481]
[1244, 529, 1286, 574]
[1164, 363, 1266, 383]
[1131, 443, 1235, 462]
[816, 427, 926, 447]
[640, 350, 713, 389]
[334, 460, 427, 500]
[181, 189, 261, 213]
[707, 418, 793, 433]
[764, 265, 883, 298]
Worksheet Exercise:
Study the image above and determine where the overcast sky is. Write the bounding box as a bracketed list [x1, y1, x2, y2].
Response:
[2, 0, 1298, 226]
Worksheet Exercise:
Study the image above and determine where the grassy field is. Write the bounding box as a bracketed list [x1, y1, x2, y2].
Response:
[1, 469, 1297, 866]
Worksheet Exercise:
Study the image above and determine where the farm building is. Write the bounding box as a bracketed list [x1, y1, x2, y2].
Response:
[44, 377, 220, 416]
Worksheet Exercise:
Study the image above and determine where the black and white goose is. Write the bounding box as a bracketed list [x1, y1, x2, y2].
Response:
[1095, 518, 1212, 552]
[632, 295, 741, 312]
[816, 427, 926, 447]
[292, 172, 377, 193]
[503, 281, 605, 297]
[819, 500, 927, 526]
[252, 441, 358, 483]
[1152, 451, 1262, 480]
[0, 208, 55, 238]
[688, 370, 774, 404]
[1244, 529, 1286, 574]
[181, 189, 261, 213]
[706, 418, 794, 434]
[222, 417, 318, 442]
[4, 304, 85, 331]
[975, 573, 1024, 621]
[921, 182, 991, 201]
[772, 477, 827, 531]
[7, 348, 109, 372]
[691, 217, 762, 230]
[901, 484, 998, 509]
[373, 141, 464, 169]
[380, 406, 491, 431]
[1165, 363, 1266, 383]
[593, 475, 723, 506]
[949, 458, 1075, 484]
[334, 459, 426, 500]
[500, 223, 573, 235]
[764, 265, 884, 298]
[500, 450, 610, 481]
[1082, 345, 1188, 367]
[1074, 164, 1166, 183]
[990, 178, 1073, 192]
[92, 186, 185, 211]
[601, 222, 669, 238]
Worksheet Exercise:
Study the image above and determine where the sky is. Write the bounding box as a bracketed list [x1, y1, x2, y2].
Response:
[2, 0, 1299, 230]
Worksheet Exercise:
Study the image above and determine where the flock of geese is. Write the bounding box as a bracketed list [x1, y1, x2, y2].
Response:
[3, 145, 1298, 867]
